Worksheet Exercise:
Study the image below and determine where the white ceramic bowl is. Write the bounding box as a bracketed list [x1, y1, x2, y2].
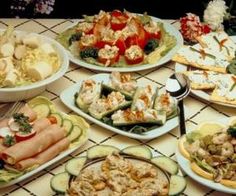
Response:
[0, 31, 69, 102]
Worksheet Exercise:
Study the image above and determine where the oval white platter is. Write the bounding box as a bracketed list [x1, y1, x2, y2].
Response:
[175, 36, 236, 108]
[0, 119, 89, 188]
[63, 16, 183, 72]
[176, 117, 236, 194]
[60, 73, 189, 140]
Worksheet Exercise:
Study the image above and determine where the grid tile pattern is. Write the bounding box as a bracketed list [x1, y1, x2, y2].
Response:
[0, 18, 235, 196]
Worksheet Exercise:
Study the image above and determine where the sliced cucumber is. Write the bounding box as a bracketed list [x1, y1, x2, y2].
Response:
[122, 145, 152, 159]
[67, 125, 82, 142]
[49, 113, 63, 126]
[32, 104, 50, 119]
[151, 156, 178, 175]
[102, 84, 133, 100]
[62, 119, 73, 136]
[50, 172, 70, 194]
[75, 82, 102, 113]
[169, 175, 187, 196]
[65, 157, 87, 176]
[87, 145, 120, 159]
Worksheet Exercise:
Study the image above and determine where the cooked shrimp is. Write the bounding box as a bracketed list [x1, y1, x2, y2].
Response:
[197, 148, 209, 158]
[212, 133, 228, 145]
[231, 138, 236, 145]
[221, 142, 234, 157]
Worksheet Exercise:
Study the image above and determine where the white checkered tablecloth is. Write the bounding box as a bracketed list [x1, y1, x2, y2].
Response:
[0, 18, 235, 196]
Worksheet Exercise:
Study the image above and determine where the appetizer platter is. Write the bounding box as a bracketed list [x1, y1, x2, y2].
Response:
[0, 27, 69, 102]
[60, 72, 185, 140]
[56, 10, 183, 72]
[174, 32, 236, 108]
[50, 145, 186, 195]
[176, 117, 236, 194]
[0, 96, 89, 188]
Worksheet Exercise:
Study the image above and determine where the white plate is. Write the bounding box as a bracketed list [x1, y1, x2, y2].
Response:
[0, 29, 69, 102]
[176, 117, 236, 194]
[60, 73, 189, 140]
[65, 16, 183, 72]
[175, 36, 236, 108]
[0, 123, 89, 188]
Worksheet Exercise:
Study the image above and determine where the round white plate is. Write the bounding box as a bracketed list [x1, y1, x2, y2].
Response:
[175, 118, 236, 194]
[64, 16, 183, 72]
[60, 73, 190, 140]
[175, 36, 236, 108]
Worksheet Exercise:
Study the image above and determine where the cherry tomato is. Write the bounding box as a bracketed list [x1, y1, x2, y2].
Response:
[115, 38, 126, 55]
[15, 129, 36, 142]
[98, 49, 120, 66]
[124, 45, 144, 65]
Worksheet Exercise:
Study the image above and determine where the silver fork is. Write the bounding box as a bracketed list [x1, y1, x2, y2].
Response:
[0, 101, 24, 120]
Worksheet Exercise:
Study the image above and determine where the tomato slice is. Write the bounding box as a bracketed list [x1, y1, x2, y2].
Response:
[95, 40, 113, 48]
[115, 38, 126, 55]
[15, 129, 36, 142]
[47, 116, 57, 124]
[110, 15, 127, 31]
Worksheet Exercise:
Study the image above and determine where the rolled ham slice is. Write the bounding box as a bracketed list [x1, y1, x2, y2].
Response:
[14, 137, 70, 171]
[32, 118, 51, 133]
[0, 118, 9, 128]
[18, 104, 37, 122]
[1, 124, 66, 165]
[0, 139, 7, 158]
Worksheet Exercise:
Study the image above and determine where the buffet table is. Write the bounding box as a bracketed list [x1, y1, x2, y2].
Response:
[0, 18, 235, 196]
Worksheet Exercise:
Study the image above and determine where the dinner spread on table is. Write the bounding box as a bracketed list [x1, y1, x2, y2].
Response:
[1, 8, 236, 196]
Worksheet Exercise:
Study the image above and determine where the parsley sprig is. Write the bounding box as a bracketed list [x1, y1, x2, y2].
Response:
[13, 113, 32, 134]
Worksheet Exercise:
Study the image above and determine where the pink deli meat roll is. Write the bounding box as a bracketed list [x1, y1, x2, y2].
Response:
[1, 124, 66, 164]
[14, 137, 70, 171]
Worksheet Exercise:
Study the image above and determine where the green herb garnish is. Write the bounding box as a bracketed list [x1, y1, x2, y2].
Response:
[3, 135, 16, 147]
[13, 113, 32, 134]
[213, 35, 230, 56]
[230, 83, 236, 91]
[190, 47, 216, 59]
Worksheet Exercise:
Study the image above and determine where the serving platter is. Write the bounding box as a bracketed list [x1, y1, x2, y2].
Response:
[0, 28, 69, 102]
[175, 36, 236, 108]
[0, 97, 89, 188]
[50, 145, 186, 195]
[175, 117, 236, 194]
[58, 14, 183, 72]
[60, 73, 189, 140]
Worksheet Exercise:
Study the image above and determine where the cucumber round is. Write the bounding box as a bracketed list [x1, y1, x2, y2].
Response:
[50, 113, 63, 126]
[169, 175, 187, 196]
[87, 145, 120, 159]
[67, 125, 82, 142]
[62, 119, 73, 136]
[32, 104, 50, 119]
[50, 172, 70, 194]
[151, 156, 178, 175]
[122, 145, 152, 159]
[65, 157, 87, 176]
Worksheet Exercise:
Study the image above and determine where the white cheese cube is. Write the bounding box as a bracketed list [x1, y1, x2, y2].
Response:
[3, 69, 17, 87]
[0, 43, 14, 57]
[14, 45, 26, 60]
[0, 57, 14, 73]
[27, 61, 53, 81]
[40, 43, 56, 55]
[23, 35, 40, 48]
